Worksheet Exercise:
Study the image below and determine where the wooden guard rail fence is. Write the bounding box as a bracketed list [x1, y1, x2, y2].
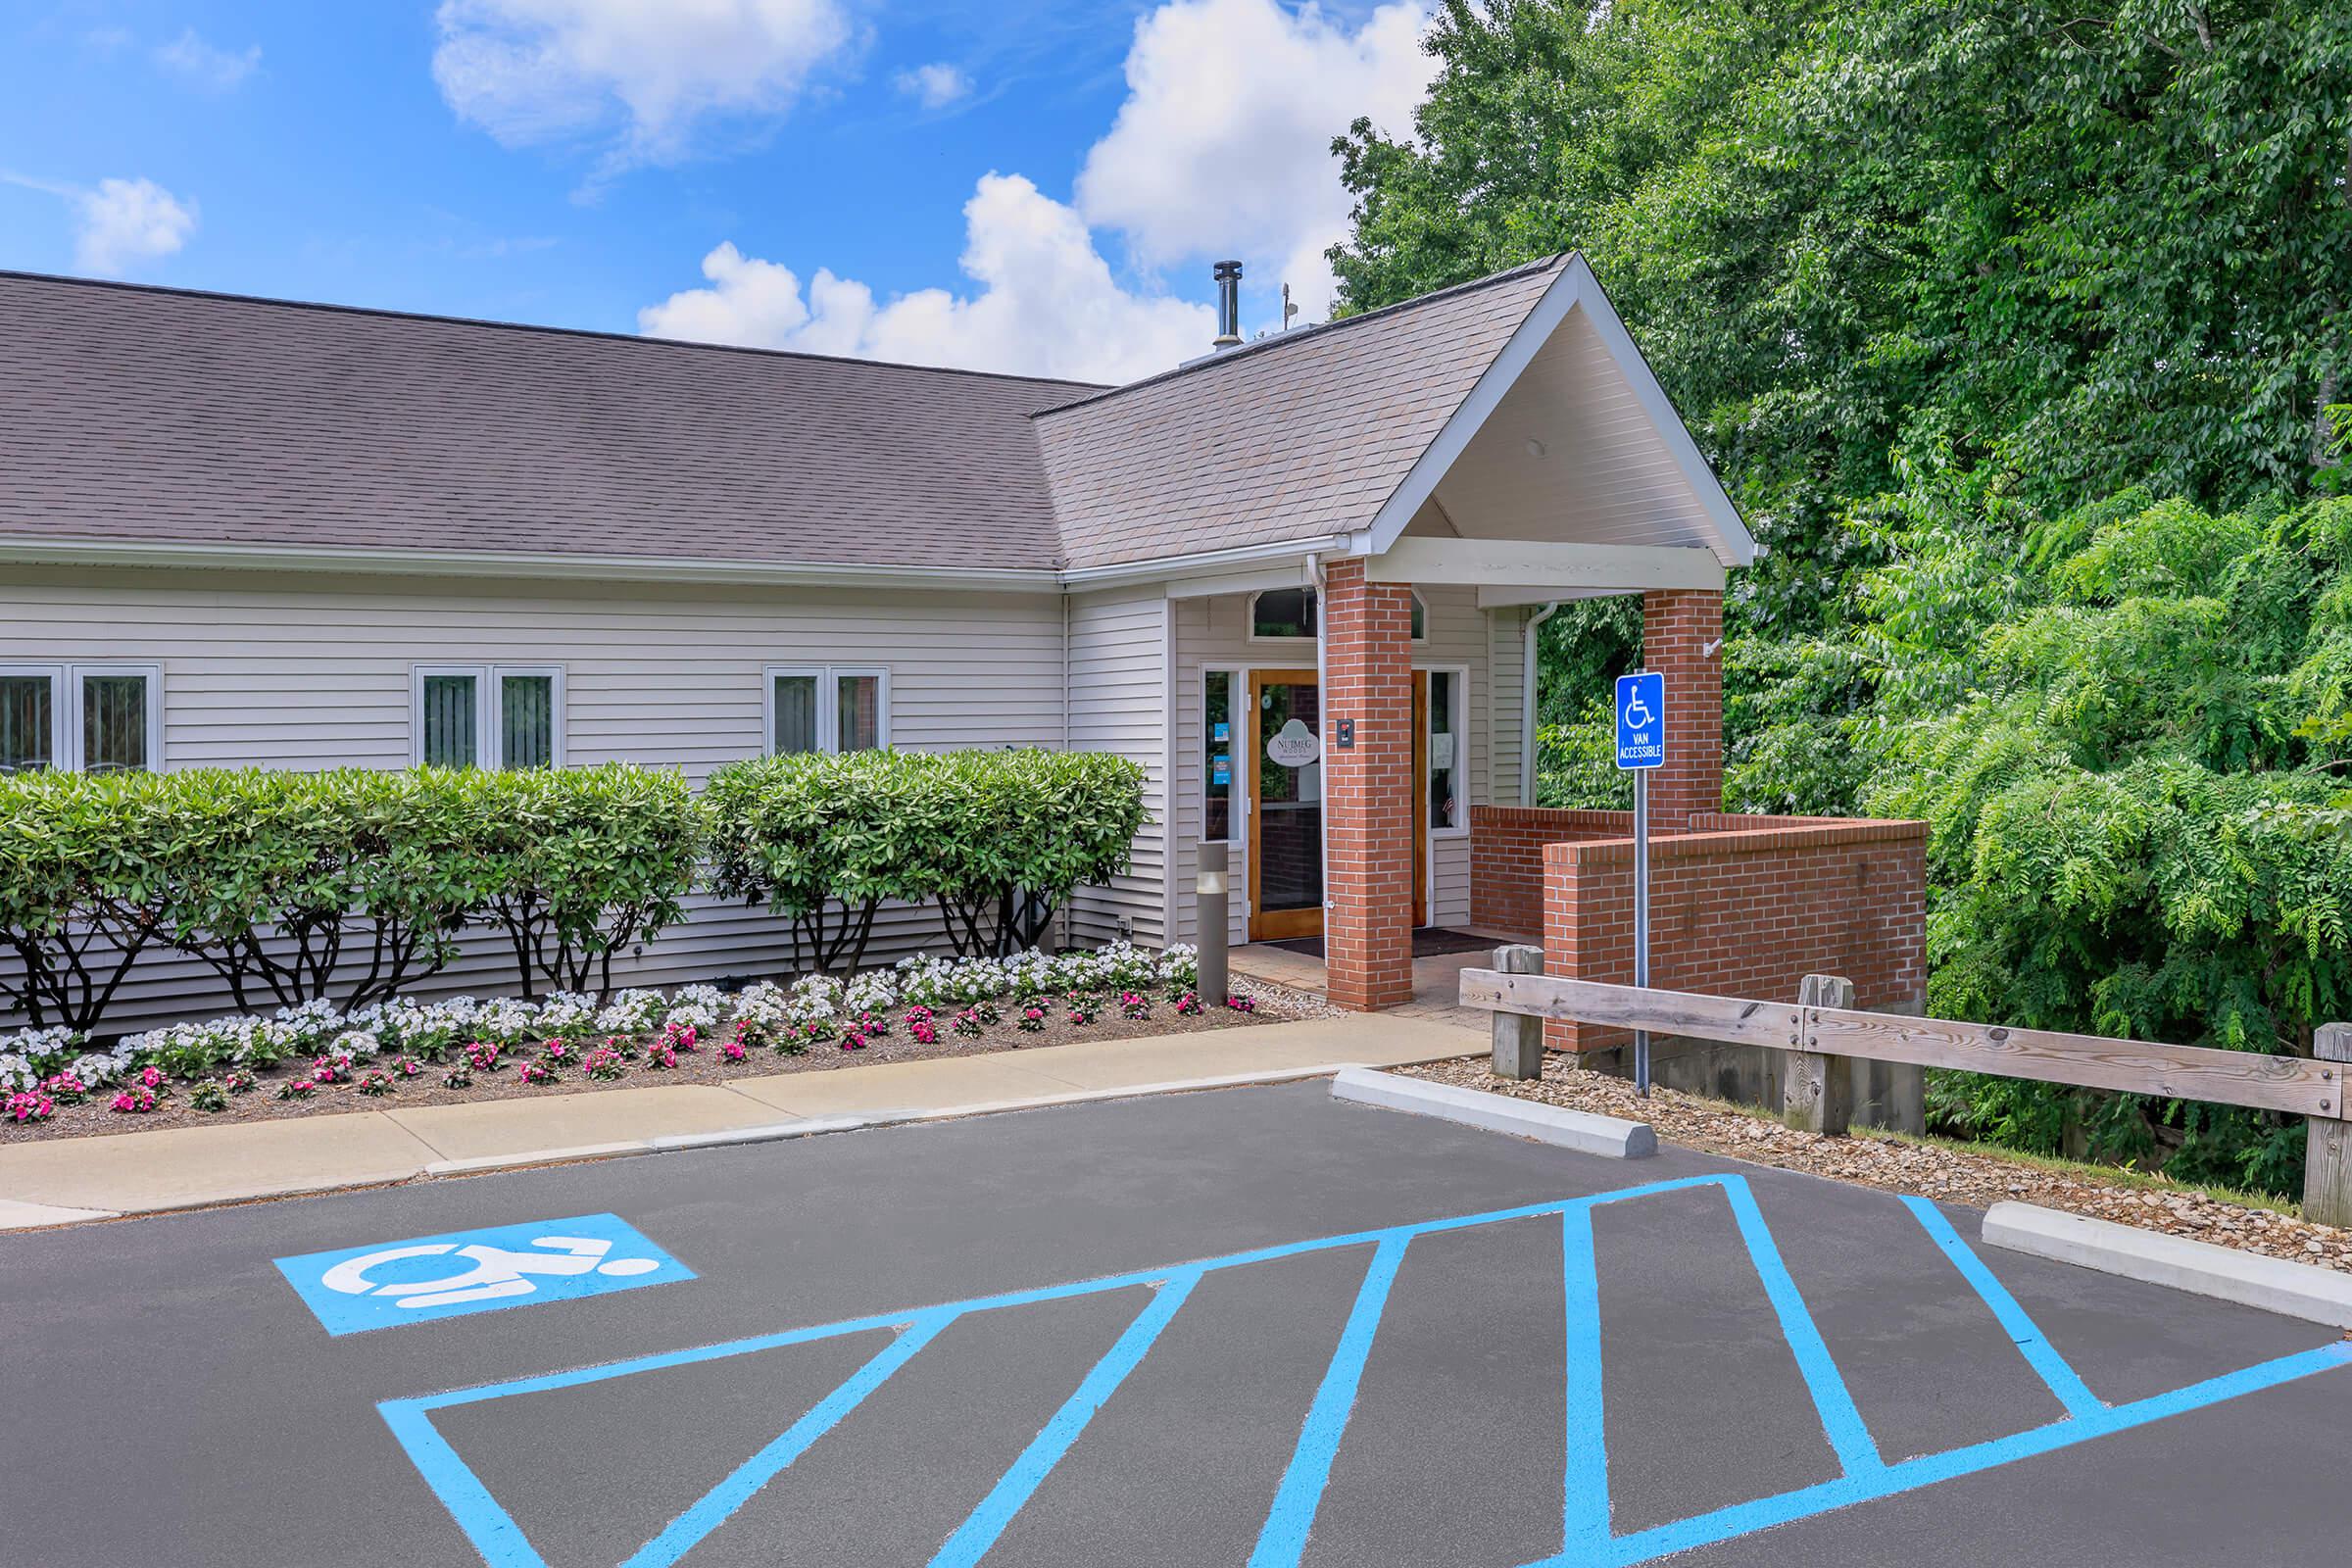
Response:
[1461, 956, 2352, 1227]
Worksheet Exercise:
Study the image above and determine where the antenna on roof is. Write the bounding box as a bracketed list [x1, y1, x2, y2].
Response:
[1282, 283, 1298, 332]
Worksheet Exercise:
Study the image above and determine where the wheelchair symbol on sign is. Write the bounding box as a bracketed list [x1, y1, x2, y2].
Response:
[1622, 688, 1655, 728]
[322, 1234, 662, 1311]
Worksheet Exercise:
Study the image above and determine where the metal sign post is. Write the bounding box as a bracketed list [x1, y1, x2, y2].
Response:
[1613, 670, 1666, 1096]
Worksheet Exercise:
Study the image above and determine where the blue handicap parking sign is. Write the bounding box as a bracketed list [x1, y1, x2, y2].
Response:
[1615, 672, 1666, 770]
[276, 1212, 692, 1336]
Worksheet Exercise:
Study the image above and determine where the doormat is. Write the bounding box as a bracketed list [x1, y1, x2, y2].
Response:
[1262, 927, 1501, 961]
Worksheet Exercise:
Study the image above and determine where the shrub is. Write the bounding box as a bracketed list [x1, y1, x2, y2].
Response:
[464, 764, 703, 1000]
[0, 771, 172, 1033]
[3, 762, 702, 1035]
[705, 748, 1148, 973]
[912, 750, 1149, 956]
[705, 751, 938, 974]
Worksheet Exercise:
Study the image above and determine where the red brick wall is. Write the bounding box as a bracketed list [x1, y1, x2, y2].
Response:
[1643, 589, 1724, 830]
[1469, 806, 1637, 936]
[1321, 560, 1416, 1009]
[1541, 817, 1927, 1054]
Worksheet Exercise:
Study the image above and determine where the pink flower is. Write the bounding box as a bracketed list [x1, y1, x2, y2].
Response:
[720, 1039, 747, 1062]
[140, 1065, 164, 1089]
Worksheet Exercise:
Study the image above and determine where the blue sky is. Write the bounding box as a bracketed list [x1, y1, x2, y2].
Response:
[0, 1, 1436, 382]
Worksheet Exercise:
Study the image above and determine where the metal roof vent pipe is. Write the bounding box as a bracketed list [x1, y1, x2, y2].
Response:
[1212, 260, 1243, 349]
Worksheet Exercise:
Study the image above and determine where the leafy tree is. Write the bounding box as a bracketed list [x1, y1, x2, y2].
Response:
[1332, 0, 2352, 1186]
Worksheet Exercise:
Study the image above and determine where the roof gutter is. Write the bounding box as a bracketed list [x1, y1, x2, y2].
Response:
[1054, 533, 1356, 593]
[0, 537, 1063, 593]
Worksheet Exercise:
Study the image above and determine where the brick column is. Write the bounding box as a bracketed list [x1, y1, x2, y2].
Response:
[1642, 588, 1724, 831]
[1321, 559, 1416, 1009]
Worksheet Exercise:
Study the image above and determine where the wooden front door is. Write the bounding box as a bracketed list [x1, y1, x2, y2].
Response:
[1245, 667, 1428, 941]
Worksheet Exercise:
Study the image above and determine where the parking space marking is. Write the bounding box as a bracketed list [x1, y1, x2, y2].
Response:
[377, 1174, 2352, 1568]
[1902, 1195, 2104, 1420]
[1248, 1233, 1409, 1568]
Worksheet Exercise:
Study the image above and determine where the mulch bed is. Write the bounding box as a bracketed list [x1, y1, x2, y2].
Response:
[2, 976, 1313, 1146]
[1396, 1054, 2352, 1275]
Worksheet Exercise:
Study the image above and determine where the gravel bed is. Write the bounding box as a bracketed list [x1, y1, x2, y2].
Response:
[2, 989, 1318, 1146]
[1396, 1055, 2352, 1274]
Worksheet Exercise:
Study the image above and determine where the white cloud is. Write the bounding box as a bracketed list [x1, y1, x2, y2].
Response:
[1075, 0, 1435, 318]
[639, 174, 1212, 384]
[633, 0, 1437, 381]
[74, 177, 198, 276]
[893, 62, 970, 109]
[154, 28, 262, 92]
[432, 0, 854, 159]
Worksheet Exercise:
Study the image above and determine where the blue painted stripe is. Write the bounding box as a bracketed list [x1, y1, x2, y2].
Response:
[1558, 1206, 1612, 1558]
[1719, 1180, 1883, 1477]
[620, 1306, 959, 1568]
[929, 1270, 1204, 1568]
[397, 1176, 1740, 1420]
[1586, 1342, 2352, 1567]
[379, 1396, 549, 1568]
[1248, 1234, 1412, 1568]
[1901, 1196, 2104, 1420]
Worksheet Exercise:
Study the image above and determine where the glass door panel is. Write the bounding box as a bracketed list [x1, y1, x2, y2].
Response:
[1249, 670, 1322, 940]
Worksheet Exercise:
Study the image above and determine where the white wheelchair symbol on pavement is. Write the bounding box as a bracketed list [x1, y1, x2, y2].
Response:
[278, 1212, 691, 1333]
[322, 1235, 662, 1311]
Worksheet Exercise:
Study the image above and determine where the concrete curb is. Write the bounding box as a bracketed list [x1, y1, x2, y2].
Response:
[1328, 1067, 1657, 1159]
[0, 1198, 122, 1231]
[1983, 1201, 2352, 1330]
[647, 1117, 872, 1152]
[422, 1140, 651, 1176]
[416, 1065, 1350, 1180]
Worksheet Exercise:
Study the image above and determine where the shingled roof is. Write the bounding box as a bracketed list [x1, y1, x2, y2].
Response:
[0, 255, 1698, 581]
[0, 271, 1098, 574]
[1037, 257, 1564, 571]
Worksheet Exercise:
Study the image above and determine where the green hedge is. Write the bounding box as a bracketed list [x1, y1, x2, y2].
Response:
[4, 749, 1148, 1035]
[0, 763, 701, 1030]
[705, 748, 1148, 968]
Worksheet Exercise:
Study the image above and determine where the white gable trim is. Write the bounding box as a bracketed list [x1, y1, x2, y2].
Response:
[1355, 254, 1756, 567]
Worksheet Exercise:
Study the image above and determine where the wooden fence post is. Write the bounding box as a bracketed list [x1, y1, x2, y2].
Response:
[2304, 1024, 2352, 1228]
[1783, 973, 1855, 1136]
[1490, 945, 1546, 1080]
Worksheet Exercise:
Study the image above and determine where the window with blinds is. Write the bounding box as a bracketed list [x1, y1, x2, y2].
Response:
[0, 664, 157, 774]
[765, 666, 889, 756]
[413, 665, 563, 768]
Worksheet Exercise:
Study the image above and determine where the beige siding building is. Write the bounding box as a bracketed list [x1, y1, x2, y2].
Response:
[1, 253, 1757, 1027]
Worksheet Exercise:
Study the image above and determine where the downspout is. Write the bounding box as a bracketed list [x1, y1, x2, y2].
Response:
[1309, 552, 1329, 923]
[1060, 590, 1071, 751]
[1520, 602, 1560, 807]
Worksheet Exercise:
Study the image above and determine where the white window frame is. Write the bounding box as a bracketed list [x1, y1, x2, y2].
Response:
[411, 663, 567, 768]
[1246, 587, 1429, 643]
[762, 664, 892, 755]
[0, 662, 163, 773]
[1422, 662, 1471, 839]
[1200, 663, 1245, 844]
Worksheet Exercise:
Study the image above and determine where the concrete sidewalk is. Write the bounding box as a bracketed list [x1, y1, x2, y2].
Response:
[0, 1013, 1478, 1226]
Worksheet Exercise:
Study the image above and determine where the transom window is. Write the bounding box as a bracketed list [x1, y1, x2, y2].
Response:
[413, 665, 564, 768]
[0, 663, 161, 775]
[1248, 588, 1426, 641]
[766, 666, 890, 755]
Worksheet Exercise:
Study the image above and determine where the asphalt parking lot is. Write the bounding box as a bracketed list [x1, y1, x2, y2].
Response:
[4, 1078, 2346, 1567]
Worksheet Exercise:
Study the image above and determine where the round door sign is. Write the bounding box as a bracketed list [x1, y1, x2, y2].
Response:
[1265, 717, 1321, 768]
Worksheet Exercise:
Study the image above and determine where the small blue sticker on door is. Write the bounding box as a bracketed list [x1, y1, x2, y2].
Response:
[276, 1212, 692, 1335]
